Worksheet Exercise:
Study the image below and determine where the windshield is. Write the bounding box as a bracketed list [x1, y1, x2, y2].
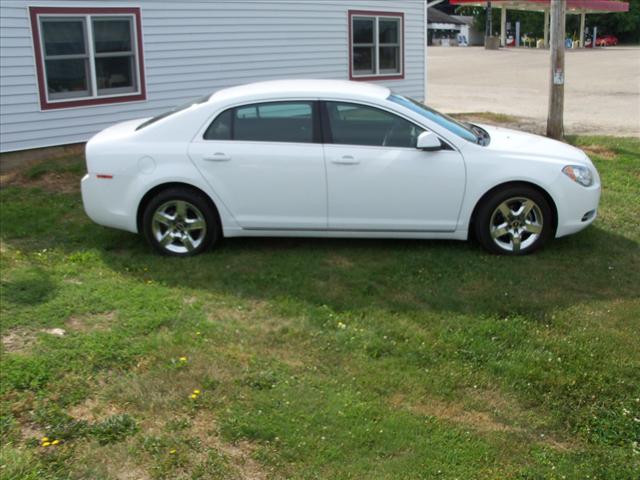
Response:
[388, 94, 483, 144]
[136, 94, 211, 130]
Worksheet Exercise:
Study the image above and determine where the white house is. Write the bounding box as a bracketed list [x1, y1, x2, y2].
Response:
[0, 0, 427, 153]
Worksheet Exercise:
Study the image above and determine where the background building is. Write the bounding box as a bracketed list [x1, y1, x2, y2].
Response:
[0, 0, 427, 153]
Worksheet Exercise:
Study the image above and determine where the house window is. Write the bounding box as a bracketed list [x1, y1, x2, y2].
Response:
[349, 10, 404, 80]
[29, 7, 146, 110]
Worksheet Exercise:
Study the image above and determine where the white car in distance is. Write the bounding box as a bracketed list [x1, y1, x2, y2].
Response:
[81, 79, 600, 256]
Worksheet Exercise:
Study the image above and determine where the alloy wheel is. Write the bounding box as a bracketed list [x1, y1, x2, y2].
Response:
[151, 200, 207, 254]
[489, 197, 543, 253]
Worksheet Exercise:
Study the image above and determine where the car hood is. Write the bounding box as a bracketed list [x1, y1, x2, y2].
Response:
[477, 124, 591, 165]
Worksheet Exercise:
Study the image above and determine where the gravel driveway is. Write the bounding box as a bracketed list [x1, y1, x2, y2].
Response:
[427, 46, 640, 137]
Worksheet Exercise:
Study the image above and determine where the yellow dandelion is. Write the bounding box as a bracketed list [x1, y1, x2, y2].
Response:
[51, 439, 60, 445]
[179, 356, 188, 362]
[196, 331, 201, 335]
[41, 436, 49, 443]
[189, 393, 198, 399]
[193, 389, 201, 395]
[169, 449, 177, 454]
[42, 441, 51, 447]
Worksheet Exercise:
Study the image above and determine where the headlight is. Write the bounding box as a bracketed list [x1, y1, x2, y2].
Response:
[562, 165, 593, 187]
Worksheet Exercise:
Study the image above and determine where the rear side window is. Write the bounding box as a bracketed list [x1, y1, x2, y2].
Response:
[203, 102, 314, 143]
[137, 95, 210, 130]
[203, 109, 232, 140]
[325, 101, 423, 148]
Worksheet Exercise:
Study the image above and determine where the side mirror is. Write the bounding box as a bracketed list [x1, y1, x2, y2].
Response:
[416, 131, 443, 151]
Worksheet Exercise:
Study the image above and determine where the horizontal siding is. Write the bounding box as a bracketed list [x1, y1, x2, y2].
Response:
[0, 0, 425, 152]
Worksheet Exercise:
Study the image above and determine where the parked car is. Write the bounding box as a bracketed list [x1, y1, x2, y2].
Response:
[82, 79, 600, 256]
[595, 34, 618, 46]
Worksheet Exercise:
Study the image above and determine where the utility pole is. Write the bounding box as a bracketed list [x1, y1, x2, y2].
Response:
[547, 0, 566, 139]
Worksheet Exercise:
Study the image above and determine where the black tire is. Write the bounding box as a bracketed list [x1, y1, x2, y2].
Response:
[142, 187, 219, 256]
[474, 185, 554, 255]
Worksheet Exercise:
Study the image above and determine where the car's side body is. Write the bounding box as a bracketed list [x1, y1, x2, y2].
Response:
[81, 79, 600, 251]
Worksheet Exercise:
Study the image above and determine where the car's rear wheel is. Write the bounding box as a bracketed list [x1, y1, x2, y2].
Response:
[142, 187, 219, 256]
[475, 185, 554, 255]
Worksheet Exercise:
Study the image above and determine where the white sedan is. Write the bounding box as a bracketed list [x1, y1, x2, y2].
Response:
[81, 79, 600, 256]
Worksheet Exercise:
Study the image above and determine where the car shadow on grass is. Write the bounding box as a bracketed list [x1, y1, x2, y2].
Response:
[91, 224, 640, 320]
[1, 199, 637, 320]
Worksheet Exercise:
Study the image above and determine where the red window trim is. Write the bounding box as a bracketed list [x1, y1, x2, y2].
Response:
[29, 6, 146, 110]
[348, 10, 404, 81]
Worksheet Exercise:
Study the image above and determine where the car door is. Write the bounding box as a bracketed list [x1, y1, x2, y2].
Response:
[188, 101, 327, 229]
[323, 101, 465, 231]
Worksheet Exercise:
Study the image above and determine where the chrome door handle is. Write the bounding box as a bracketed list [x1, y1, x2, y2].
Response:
[203, 153, 231, 162]
[332, 155, 360, 165]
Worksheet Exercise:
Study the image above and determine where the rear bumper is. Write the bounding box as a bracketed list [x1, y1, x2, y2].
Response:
[81, 173, 138, 233]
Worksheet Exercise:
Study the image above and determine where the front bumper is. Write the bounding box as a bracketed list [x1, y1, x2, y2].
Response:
[554, 179, 601, 238]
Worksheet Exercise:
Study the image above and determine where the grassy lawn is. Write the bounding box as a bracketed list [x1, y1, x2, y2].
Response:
[1, 135, 639, 479]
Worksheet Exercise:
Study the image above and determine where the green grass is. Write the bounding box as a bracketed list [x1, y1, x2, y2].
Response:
[22, 154, 85, 180]
[1, 136, 639, 479]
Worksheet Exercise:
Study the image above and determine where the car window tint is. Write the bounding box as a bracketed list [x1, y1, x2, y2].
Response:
[388, 94, 478, 144]
[326, 102, 423, 148]
[236, 105, 258, 119]
[203, 109, 232, 140]
[233, 102, 313, 143]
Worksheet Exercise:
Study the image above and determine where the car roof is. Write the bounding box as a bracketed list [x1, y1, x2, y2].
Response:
[209, 79, 391, 104]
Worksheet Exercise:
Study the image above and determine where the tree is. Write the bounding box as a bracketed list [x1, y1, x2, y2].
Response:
[587, 0, 640, 43]
[455, 0, 640, 43]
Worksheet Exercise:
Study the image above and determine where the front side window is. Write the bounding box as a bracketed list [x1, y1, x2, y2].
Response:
[204, 102, 314, 143]
[350, 11, 403, 80]
[30, 7, 146, 110]
[325, 102, 423, 148]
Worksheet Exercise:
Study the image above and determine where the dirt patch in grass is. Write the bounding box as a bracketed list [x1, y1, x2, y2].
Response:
[68, 396, 124, 423]
[1, 326, 77, 353]
[391, 393, 517, 433]
[73, 440, 152, 480]
[67, 311, 116, 333]
[0, 154, 83, 194]
[581, 144, 617, 160]
[19, 422, 45, 442]
[391, 391, 575, 452]
[0, 169, 80, 194]
[1, 328, 37, 354]
[183, 295, 198, 305]
[206, 300, 271, 324]
[190, 411, 269, 480]
[113, 466, 152, 480]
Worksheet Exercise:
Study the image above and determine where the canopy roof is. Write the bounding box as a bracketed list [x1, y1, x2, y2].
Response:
[449, 0, 629, 13]
[428, 7, 466, 24]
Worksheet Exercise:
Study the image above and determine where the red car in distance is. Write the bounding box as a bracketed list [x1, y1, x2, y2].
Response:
[595, 34, 618, 46]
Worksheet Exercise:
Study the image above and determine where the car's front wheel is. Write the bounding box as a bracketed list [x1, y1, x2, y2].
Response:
[142, 187, 219, 256]
[475, 185, 554, 255]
